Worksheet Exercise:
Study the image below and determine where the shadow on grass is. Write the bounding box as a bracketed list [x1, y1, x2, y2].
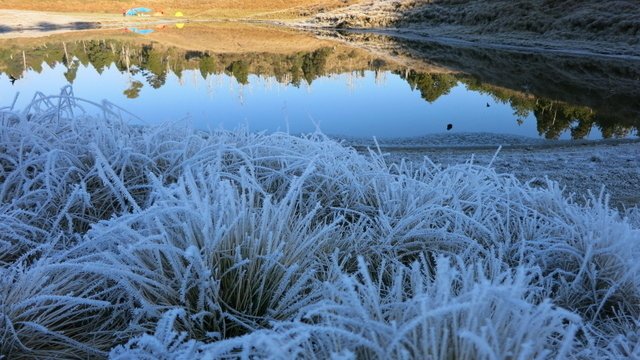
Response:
[35, 21, 100, 31]
[0, 21, 101, 34]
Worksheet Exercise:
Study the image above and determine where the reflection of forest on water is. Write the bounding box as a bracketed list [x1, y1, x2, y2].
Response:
[1, 35, 638, 140]
[360, 31, 640, 139]
[0, 40, 339, 92]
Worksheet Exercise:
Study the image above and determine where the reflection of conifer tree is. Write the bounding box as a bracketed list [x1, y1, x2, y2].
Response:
[64, 60, 80, 84]
[597, 115, 632, 139]
[141, 45, 167, 89]
[199, 55, 216, 79]
[62, 53, 71, 68]
[28, 55, 44, 73]
[401, 70, 457, 103]
[535, 100, 570, 139]
[535, 100, 598, 139]
[172, 51, 187, 80]
[226, 60, 249, 85]
[510, 97, 535, 118]
[600, 125, 629, 139]
[1, 49, 24, 78]
[301, 48, 332, 84]
[85, 41, 118, 74]
[570, 118, 594, 139]
[45, 52, 61, 68]
[290, 55, 304, 87]
[464, 77, 537, 116]
[123, 80, 144, 99]
[273, 60, 287, 84]
[173, 63, 184, 80]
[114, 56, 128, 73]
[74, 42, 91, 67]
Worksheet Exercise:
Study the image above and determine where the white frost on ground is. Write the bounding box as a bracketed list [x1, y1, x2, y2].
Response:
[1, 88, 640, 359]
[381, 138, 640, 210]
[343, 132, 640, 209]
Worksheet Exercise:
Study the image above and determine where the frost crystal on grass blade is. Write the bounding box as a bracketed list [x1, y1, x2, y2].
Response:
[0, 87, 638, 359]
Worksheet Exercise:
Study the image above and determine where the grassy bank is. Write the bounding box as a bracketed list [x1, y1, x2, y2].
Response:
[1, 88, 639, 358]
[406, 0, 639, 42]
[310, 0, 640, 56]
[313, 0, 640, 39]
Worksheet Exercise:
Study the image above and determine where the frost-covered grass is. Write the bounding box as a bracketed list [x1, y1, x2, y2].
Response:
[1, 87, 639, 359]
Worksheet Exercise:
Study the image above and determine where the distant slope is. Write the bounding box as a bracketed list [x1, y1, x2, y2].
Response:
[307, 0, 640, 57]
[311, 0, 640, 44]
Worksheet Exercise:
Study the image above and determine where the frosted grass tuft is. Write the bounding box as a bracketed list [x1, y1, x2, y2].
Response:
[1, 87, 638, 359]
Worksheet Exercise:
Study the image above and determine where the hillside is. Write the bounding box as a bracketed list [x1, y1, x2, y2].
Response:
[310, 0, 640, 56]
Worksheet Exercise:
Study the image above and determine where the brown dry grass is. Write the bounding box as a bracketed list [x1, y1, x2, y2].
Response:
[0, 0, 359, 19]
[140, 23, 337, 53]
[0, 23, 335, 53]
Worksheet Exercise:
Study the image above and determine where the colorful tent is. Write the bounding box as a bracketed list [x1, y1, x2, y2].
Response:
[125, 7, 153, 16]
[127, 27, 155, 35]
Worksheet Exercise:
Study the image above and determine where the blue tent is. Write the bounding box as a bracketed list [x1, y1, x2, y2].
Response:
[125, 7, 153, 16]
[127, 27, 155, 35]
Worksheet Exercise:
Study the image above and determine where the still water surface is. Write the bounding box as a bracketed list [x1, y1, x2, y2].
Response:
[1, 24, 638, 142]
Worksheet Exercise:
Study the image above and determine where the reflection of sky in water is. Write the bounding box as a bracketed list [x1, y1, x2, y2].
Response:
[1, 63, 602, 139]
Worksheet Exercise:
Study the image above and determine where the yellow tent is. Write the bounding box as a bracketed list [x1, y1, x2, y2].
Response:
[175, 23, 185, 29]
[174, 11, 184, 17]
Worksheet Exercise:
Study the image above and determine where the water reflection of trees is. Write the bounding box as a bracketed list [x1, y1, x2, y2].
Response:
[397, 70, 458, 103]
[123, 80, 143, 99]
[1, 39, 637, 139]
[466, 80, 638, 139]
[392, 69, 637, 139]
[0, 40, 336, 89]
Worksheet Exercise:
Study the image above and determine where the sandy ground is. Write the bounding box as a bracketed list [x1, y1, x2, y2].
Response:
[370, 139, 640, 210]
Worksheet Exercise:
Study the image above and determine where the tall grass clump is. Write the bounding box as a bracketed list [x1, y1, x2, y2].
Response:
[1, 87, 639, 359]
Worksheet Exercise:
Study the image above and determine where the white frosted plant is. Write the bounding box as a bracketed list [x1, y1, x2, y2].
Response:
[1, 88, 639, 359]
[0, 260, 140, 359]
[74, 162, 362, 340]
[111, 256, 581, 360]
[0, 87, 188, 266]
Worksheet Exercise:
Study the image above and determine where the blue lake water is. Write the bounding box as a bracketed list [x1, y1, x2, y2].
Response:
[1, 24, 638, 142]
[2, 66, 543, 138]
